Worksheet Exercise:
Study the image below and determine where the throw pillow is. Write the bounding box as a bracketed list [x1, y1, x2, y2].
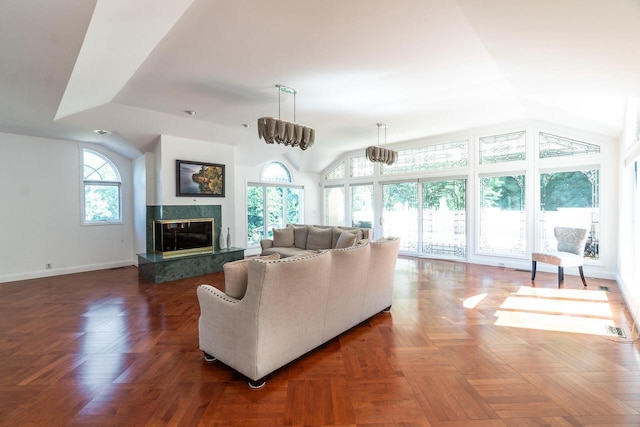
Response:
[332, 228, 361, 247]
[331, 228, 343, 248]
[291, 225, 309, 249]
[224, 253, 281, 299]
[306, 227, 333, 250]
[272, 227, 294, 247]
[335, 231, 358, 249]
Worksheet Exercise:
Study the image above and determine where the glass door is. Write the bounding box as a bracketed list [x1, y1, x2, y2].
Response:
[381, 181, 418, 253]
[422, 178, 467, 257]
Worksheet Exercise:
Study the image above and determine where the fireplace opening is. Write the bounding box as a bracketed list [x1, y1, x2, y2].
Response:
[153, 218, 214, 257]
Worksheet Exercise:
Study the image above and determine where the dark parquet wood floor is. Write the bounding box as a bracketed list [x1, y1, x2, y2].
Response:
[1, 257, 639, 426]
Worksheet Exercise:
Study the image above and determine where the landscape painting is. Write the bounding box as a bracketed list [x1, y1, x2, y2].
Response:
[176, 160, 225, 197]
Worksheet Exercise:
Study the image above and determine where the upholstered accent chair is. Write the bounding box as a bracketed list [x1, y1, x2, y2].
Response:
[531, 227, 589, 288]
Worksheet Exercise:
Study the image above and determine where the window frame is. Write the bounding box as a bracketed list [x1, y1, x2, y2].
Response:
[81, 148, 122, 225]
[247, 162, 304, 248]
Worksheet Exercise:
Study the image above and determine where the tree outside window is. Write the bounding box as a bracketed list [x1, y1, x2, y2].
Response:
[83, 149, 121, 223]
[246, 162, 303, 247]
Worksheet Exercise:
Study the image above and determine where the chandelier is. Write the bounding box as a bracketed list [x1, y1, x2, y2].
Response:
[257, 84, 315, 150]
[366, 123, 397, 165]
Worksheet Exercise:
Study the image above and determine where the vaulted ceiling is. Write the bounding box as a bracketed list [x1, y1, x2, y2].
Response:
[2, 0, 639, 173]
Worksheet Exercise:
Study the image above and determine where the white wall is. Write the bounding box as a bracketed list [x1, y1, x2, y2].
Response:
[156, 134, 236, 239]
[0, 132, 134, 282]
[617, 99, 640, 328]
[133, 154, 148, 255]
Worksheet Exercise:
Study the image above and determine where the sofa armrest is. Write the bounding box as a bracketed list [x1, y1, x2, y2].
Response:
[197, 284, 260, 378]
[260, 239, 274, 250]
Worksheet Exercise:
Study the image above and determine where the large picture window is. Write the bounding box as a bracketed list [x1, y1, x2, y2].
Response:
[321, 127, 603, 264]
[539, 169, 599, 259]
[422, 178, 466, 257]
[479, 174, 526, 255]
[382, 182, 418, 252]
[350, 184, 373, 228]
[82, 149, 121, 223]
[324, 186, 345, 225]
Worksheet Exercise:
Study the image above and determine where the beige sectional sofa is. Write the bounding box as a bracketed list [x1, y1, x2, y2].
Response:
[260, 224, 372, 258]
[197, 237, 400, 388]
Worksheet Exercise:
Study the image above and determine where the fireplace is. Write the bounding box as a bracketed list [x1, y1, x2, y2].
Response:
[153, 218, 214, 257]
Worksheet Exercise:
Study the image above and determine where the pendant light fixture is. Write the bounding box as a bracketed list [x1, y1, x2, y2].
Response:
[257, 84, 315, 150]
[366, 123, 397, 165]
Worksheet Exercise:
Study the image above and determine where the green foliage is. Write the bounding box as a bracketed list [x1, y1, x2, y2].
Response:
[85, 185, 120, 221]
[247, 186, 265, 243]
[286, 190, 300, 224]
[422, 180, 466, 210]
[267, 187, 284, 227]
[383, 182, 418, 210]
[247, 185, 302, 245]
[481, 176, 524, 211]
[541, 171, 593, 211]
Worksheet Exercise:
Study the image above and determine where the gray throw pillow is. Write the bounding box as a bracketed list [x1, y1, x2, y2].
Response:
[272, 227, 294, 247]
[306, 227, 333, 250]
[291, 226, 309, 249]
[335, 231, 358, 249]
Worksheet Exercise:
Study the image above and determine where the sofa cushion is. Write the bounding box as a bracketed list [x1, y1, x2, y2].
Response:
[224, 253, 281, 299]
[290, 225, 309, 249]
[332, 227, 363, 248]
[306, 226, 333, 250]
[335, 231, 358, 249]
[273, 227, 294, 247]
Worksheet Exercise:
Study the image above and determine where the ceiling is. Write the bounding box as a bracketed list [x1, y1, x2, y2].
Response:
[2, 0, 640, 173]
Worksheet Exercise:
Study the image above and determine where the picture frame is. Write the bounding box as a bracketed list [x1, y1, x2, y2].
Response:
[176, 159, 225, 197]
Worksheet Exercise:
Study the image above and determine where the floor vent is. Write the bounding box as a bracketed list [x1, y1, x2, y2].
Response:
[598, 286, 610, 291]
[605, 326, 627, 338]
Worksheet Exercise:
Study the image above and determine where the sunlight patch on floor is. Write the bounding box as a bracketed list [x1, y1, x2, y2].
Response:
[515, 287, 609, 301]
[489, 286, 617, 336]
[463, 293, 487, 309]
[500, 296, 613, 317]
[494, 310, 616, 335]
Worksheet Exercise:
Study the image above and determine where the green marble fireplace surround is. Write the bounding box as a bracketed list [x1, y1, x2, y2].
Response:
[138, 205, 244, 284]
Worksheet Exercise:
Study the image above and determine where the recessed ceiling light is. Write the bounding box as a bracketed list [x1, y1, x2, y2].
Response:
[93, 129, 112, 135]
[184, 110, 196, 116]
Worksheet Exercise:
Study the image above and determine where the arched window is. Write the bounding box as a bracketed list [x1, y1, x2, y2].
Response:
[247, 162, 303, 247]
[261, 161, 292, 183]
[82, 148, 122, 223]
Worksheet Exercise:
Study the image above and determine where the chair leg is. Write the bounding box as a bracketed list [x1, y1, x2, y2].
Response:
[531, 261, 537, 280]
[558, 266, 564, 288]
[578, 266, 587, 287]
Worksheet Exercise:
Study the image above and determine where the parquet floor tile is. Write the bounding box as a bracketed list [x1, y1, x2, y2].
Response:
[0, 257, 638, 426]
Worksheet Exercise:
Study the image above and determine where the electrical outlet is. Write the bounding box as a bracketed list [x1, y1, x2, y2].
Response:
[45, 263, 52, 270]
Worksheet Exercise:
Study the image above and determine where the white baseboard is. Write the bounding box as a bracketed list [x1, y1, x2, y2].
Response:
[0, 259, 135, 284]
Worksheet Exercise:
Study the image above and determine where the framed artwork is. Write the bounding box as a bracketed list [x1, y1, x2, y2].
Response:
[176, 159, 225, 197]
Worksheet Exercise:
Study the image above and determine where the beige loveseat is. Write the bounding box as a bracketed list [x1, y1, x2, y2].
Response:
[197, 237, 400, 388]
[260, 224, 372, 258]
